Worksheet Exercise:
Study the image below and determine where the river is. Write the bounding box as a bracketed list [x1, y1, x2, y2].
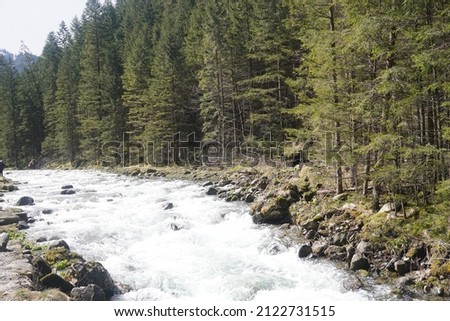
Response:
[3, 170, 389, 301]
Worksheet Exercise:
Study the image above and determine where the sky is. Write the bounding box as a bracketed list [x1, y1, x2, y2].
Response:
[0, 0, 88, 56]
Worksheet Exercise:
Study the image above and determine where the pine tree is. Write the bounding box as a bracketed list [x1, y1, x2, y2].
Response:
[78, 0, 123, 163]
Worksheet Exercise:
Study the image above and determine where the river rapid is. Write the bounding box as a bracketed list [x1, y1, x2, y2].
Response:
[4, 170, 389, 301]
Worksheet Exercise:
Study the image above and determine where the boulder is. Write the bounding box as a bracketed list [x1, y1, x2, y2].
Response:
[331, 232, 347, 246]
[202, 181, 213, 187]
[0, 210, 21, 226]
[206, 187, 218, 196]
[32, 256, 52, 277]
[298, 244, 312, 258]
[244, 193, 255, 203]
[394, 260, 408, 276]
[17, 221, 29, 230]
[49, 240, 71, 251]
[379, 202, 401, 213]
[74, 262, 116, 299]
[356, 240, 371, 255]
[350, 254, 370, 271]
[304, 230, 316, 240]
[16, 196, 34, 206]
[0, 233, 9, 251]
[42, 209, 54, 215]
[41, 273, 75, 294]
[342, 275, 365, 291]
[311, 242, 327, 257]
[61, 185, 74, 190]
[70, 284, 106, 301]
[324, 245, 346, 261]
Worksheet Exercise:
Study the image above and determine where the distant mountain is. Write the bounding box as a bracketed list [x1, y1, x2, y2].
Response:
[0, 49, 39, 72]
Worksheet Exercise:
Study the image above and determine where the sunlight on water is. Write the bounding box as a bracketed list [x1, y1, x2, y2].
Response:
[4, 170, 388, 301]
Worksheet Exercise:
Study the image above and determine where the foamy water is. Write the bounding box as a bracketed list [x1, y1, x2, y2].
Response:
[3, 170, 388, 301]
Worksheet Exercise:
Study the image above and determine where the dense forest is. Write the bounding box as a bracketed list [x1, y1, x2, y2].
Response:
[1, 0, 449, 209]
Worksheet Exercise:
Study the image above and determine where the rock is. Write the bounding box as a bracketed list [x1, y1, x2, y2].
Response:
[16, 196, 34, 206]
[170, 223, 183, 231]
[356, 240, 371, 255]
[61, 189, 76, 195]
[41, 273, 74, 294]
[244, 193, 255, 203]
[302, 220, 319, 231]
[17, 221, 29, 230]
[218, 179, 232, 187]
[394, 260, 408, 276]
[27, 217, 36, 224]
[379, 202, 400, 213]
[0, 233, 9, 251]
[332, 193, 348, 201]
[202, 181, 213, 187]
[305, 230, 316, 240]
[162, 202, 174, 210]
[49, 240, 71, 251]
[36, 236, 48, 243]
[61, 185, 74, 190]
[350, 254, 370, 271]
[342, 203, 357, 211]
[342, 275, 365, 291]
[311, 242, 327, 257]
[42, 209, 54, 215]
[31, 257, 52, 277]
[7, 185, 19, 192]
[298, 244, 312, 258]
[331, 232, 347, 246]
[324, 245, 346, 261]
[70, 284, 106, 301]
[206, 187, 218, 196]
[74, 262, 116, 299]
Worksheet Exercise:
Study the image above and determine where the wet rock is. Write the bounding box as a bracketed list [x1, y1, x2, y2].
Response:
[16, 196, 34, 206]
[244, 193, 255, 203]
[202, 181, 213, 187]
[218, 179, 232, 187]
[162, 202, 174, 210]
[73, 262, 116, 299]
[70, 284, 106, 301]
[17, 221, 29, 230]
[27, 217, 36, 224]
[36, 236, 48, 243]
[42, 209, 54, 215]
[298, 244, 312, 258]
[206, 187, 218, 196]
[305, 230, 316, 240]
[49, 240, 70, 251]
[61, 185, 74, 190]
[32, 256, 52, 277]
[41, 273, 75, 294]
[0, 233, 9, 251]
[350, 254, 370, 271]
[61, 189, 76, 195]
[394, 260, 408, 276]
[170, 223, 183, 231]
[342, 275, 364, 291]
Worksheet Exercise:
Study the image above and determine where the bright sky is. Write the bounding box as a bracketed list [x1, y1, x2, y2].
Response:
[0, 0, 87, 55]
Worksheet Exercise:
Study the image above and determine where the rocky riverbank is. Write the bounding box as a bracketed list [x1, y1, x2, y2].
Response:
[111, 165, 450, 300]
[0, 176, 120, 301]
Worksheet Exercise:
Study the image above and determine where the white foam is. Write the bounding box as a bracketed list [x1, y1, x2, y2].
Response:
[5, 170, 388, 301]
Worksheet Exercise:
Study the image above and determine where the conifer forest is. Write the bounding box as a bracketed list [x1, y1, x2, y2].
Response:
[1, 0, 450, 210]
